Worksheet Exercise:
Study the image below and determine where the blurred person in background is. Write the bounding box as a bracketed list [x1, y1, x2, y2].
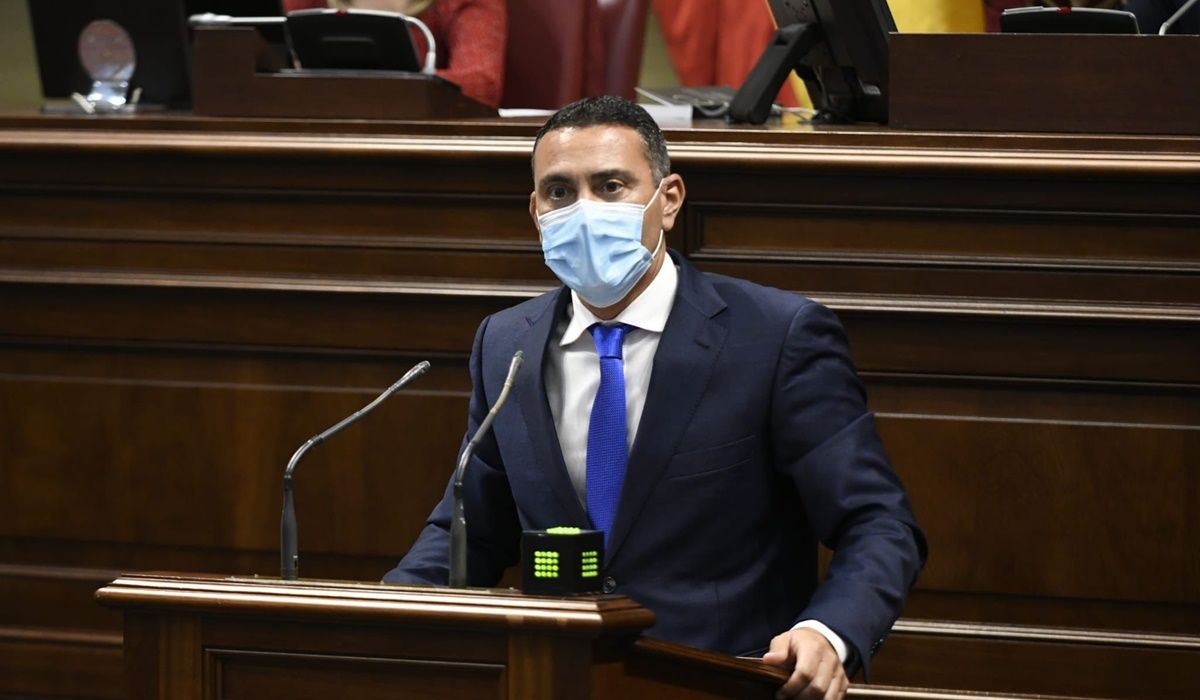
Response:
[649, 0, 804, 108]
[283, 0, 506, 107]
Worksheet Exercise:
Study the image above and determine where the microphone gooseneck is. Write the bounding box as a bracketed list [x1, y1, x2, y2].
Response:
[449, 351, 523, 588]
[281, 360, 431, 581]
[1160, 0, 1200, 34]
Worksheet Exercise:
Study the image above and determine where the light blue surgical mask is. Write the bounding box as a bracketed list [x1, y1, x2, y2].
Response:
[537, 183, 664, 308]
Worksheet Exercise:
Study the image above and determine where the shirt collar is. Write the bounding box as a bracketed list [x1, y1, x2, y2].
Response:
[560, 256, 679, 346]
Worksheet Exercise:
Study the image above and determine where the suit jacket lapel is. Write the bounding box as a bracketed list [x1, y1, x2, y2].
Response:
[605, 255, 728, 565]
[515, 288, 591, 528]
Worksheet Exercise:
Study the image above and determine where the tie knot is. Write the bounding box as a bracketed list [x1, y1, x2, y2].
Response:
[590, 323, 631, 359]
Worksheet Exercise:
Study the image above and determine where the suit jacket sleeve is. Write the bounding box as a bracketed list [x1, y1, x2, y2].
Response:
[771, 301, 927, 677]
[382, 315, 522, 586]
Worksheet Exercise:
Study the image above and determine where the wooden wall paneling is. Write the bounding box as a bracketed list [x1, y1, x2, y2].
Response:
[692, 205, 1200, 266]
[871, 620, 1200, 700]
[901, 588, 1200, 638]
[0, 281, 517, 352]
[210, 649, 507, 700]
[841, 311, 1200, 384]
[880, 414, 1198, 602]
[0, 564, 122, 630]
[0, 625, 123, 699]
[667, 142, 1200, 215]
[0, 336, 478, 563]
[683, 203, 1200, 305]
[864, 370, 1200, 633]
[0, 188, 549, 283]
[1, 117, 1198, 699]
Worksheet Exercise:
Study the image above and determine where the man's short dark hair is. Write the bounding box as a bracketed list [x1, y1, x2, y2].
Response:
[532, 96, 671, 183]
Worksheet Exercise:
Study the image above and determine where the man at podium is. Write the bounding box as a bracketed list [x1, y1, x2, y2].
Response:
[384, 96, 926, 699]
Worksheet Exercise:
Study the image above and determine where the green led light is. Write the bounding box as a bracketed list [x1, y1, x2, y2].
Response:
[546, 527, 582, 535]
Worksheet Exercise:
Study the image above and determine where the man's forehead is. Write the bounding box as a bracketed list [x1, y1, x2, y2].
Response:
[532, 125, 651, 178]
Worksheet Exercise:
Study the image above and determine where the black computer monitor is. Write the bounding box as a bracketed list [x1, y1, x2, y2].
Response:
[284, 9, 422, 72]
[29, 1, 285, 110]
[28, 0, 193, 108]
[729, 0, 895, 125]
[999, 7, 1140, 34]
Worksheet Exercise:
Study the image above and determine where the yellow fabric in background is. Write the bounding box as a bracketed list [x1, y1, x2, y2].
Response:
[887, 0, 985, 33]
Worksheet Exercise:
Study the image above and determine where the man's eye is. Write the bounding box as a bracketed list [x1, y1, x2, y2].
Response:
[548, 186, 569, 199]
[601, 181, 623, 194]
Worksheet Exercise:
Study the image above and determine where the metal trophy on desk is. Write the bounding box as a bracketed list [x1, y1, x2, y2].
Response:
[73, 19, 139, 113]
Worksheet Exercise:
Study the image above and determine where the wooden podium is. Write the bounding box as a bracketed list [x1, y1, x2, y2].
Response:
[95, 573, 789, 700]
[190, 27, 496, 120]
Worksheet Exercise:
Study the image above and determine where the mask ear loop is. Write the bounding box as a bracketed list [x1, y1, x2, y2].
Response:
[642, 180, 665, 212]
[649, 227, 665, 258]
[644, 179, 666, 257]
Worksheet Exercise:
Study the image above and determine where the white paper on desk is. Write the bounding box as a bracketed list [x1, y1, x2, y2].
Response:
[500, 104, 692, 128]
[642, 103, 693, 128]
[498, 108, 557, 118]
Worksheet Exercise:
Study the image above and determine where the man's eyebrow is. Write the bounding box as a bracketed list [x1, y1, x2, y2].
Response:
[536, 173, 572, 190]
[589, 168, 638, 183]
[536, 168, 640, 190]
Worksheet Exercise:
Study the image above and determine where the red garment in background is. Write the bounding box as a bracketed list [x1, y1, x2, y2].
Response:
[502, 0, 606, 108]
[650, 0, 798, 106]
[281, 0, 506, 108]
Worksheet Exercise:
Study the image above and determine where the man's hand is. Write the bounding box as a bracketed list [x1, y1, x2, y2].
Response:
[761, 627, 848, 699]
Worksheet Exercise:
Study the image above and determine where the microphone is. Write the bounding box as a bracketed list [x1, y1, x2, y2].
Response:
[449, 351, 524, 588]
[1160, 0, 1200, 35]
[281, 360, 431, 581]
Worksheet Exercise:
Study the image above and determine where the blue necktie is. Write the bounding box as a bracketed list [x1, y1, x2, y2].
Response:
[586, 323, 632, 544]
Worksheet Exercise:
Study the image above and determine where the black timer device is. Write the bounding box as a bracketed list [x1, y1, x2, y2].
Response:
[521, 528, 605, 595]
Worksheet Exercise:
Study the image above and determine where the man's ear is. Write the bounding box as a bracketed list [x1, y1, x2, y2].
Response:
[660, 174, 686, 232]
[529, 191, 539, 229]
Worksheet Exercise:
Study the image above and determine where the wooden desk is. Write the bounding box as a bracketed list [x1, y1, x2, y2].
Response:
[1, 113, 1197, 699]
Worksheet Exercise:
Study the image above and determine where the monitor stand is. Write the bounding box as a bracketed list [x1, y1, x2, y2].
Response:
[729, 23, 821, 125]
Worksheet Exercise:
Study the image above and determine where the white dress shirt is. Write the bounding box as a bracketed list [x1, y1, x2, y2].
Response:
[542, 258, 849, 665]
[544, 258, 678, 505]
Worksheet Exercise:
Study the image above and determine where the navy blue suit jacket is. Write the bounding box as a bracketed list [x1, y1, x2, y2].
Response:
[384, 251, 926, 675]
